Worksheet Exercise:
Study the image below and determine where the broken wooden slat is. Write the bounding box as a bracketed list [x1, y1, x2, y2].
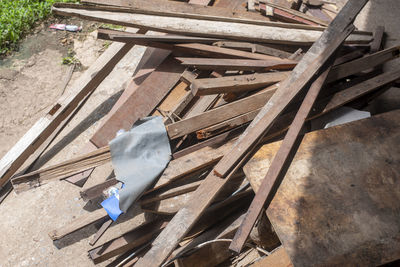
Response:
[229, 63, 333, 253]
[193, 72, 290, 95]
[52, 6, 372, 46]
[11, 146, 111, 193]
[0, 42, 133, 189]
[135, 2, 367, 265]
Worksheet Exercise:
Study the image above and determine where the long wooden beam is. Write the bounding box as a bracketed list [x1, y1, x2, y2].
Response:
[192, 72, 290, 95]
[52, 5, 371, 46]
[134, 2, 367, 265]
[0, 42, 133, 189]
[229, 63, 333, 253]
[98, 31, 295, 61]
[175, 57, 297, 71]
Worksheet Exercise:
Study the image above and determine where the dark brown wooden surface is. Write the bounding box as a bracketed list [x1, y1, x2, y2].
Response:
[243, 110, 400, 266]
[176, 57, 297, 71]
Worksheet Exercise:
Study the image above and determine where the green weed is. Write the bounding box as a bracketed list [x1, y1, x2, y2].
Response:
[0, 0, 79, 55]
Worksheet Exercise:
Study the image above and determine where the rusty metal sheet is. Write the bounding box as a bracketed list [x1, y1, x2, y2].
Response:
[243, 110, 400, 266]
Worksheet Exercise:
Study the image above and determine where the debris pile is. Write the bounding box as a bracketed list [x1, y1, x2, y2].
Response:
[1, 0, 400, 266]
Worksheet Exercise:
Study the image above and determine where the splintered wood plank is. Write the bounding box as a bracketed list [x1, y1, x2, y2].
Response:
[0, 42, 133, 189]
[176, 57, 297, 71]
[52, 6, 372, 46]
[11, 146, 111, 193]
[243, 110, 400, 266]
[229, 64, 333, 253]
[135, 2, 368, 265]
[193, 72, 290, 95]
[90, 55, 184, 147]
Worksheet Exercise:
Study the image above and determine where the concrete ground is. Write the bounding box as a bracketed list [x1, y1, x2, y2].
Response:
[0, 1, 399, 266]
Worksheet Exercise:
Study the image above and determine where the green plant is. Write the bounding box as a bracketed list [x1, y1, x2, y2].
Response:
[0, 0, 79, 55]
[62, 56, 80, 65]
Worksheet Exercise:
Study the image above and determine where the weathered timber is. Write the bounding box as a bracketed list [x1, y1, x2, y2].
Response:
[193, 72, 290, 95]
[135, 2, 368, 265]
[176, 57, 297, 71]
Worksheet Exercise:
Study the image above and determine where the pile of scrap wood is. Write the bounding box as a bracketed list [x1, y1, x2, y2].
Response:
[2, 0, 400, 266]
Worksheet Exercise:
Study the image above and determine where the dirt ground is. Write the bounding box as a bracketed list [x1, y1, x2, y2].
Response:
[0, 1, 399, 266]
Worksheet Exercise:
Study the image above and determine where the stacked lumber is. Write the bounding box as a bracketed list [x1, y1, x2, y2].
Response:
[2, 0, 400, 266]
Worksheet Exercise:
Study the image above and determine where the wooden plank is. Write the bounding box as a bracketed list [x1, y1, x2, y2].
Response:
[243, 110, 400, 266]
[135, 2, 368, 265]
[49, 208, 108, 240]
[260, 2, 329, 26]
[89, 219, 113, 246]
[90, 55, 184, 147]
[99, 33, 291, 62]
[326, 45, 400, 83]
[213, 41, 292, 58]
[80, 0, 273, 24]
[0, 42, 133, 189]
[88, 220, 168, 264]
[370, 26, 385, 53]
[97, 28, 221, 43]
[229, 64, 333, 253]
[52, 6, 372, 46]
[176, 57, 297, 71]
[250, 247, 293, 267]
[193, 72, 290, 95]
[11, 146, 111, 193]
